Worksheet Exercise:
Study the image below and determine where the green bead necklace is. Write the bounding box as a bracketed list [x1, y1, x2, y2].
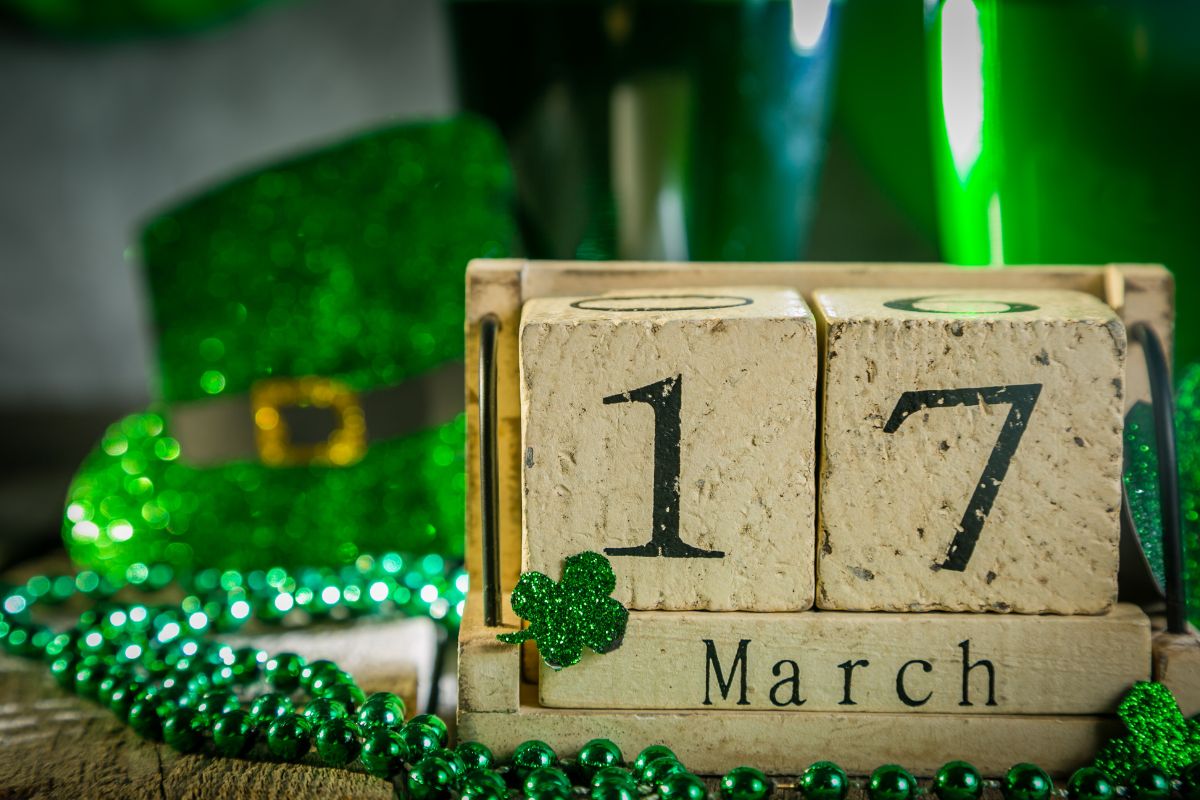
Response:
[1, 564, 1197, 799]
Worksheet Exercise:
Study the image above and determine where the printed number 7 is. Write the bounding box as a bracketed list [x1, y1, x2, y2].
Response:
[884, 384, 1042, 572]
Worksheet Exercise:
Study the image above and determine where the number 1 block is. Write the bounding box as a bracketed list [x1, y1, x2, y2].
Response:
[814, 288, 1125, 614]
[520, 287, 818, 611]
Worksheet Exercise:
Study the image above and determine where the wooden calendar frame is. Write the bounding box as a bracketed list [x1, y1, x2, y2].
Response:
[458, 260, 1185, 776]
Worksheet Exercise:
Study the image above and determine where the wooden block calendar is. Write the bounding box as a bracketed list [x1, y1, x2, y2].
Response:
[460, 260, 1185, 777]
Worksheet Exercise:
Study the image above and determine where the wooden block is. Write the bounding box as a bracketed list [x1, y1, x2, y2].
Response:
[1152, 625, 1200, 717]
[520, 286, 818, 611]
[459, 684, 1119, 776]
[539, 604, 1150, 714]
[813, 288, 1125, 613]
[457, 591, 524, 713]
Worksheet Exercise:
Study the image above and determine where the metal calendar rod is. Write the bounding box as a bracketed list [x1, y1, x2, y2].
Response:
[1131, 322, 1186, 634]
[478, 315, 502, 627]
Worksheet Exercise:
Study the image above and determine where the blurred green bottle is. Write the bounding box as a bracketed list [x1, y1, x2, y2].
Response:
[925, 0, 1200, 364]
[448, 0, 842, 261]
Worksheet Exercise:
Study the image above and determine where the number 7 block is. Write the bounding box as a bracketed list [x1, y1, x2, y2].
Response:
[520, 287, 818, 611]
[813, 288, 1125, 614]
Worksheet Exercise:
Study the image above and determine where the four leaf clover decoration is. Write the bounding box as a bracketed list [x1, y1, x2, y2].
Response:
[497, 551, 629, 670]
[1095, 681, 1200, 780]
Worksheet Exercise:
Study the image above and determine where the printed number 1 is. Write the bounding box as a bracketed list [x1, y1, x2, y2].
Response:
[603, 375, 725, 559]
[884, 384, 1042, 572]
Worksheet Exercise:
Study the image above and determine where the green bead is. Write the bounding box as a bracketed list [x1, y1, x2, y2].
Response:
[302, 698, 349, 725]
[43, 632, 77, 660]
[266, 713, 312, 760]
[1003, 764, 1054, 800]
[513, 740, 558, 775]
[212, 709, 256, 757]
[360, 729, 409, 778]
[409, 713, 449, 746]
[74, 660, 108, 699]
[314, 718, 363, 766]
[1067, 768, 1113, 800]
[578, 739, 623, 777]
[634, 745, 677, 778]
[98, 671, 128, 701]
[321, 682, 366, 710]
[195, 689, 240, 723]
[934, 761, 983, 800]
[643, 757, 687, 786]
[1181, 762, 1200, 800]
[300, 659, 340, 690]
[800, 762, 849, 800]
[464, 768, 508, 793]
[524, 766, 572, 796]
[264, 652, 305, 691]
[433, 747, 468, 781]
[1130, 766, 1171, 800]
[464, 783, 508, 800]
[721, 766, 772, 800]
[163, 707, 205, 753]
[50, 655, 78, 689]
[229, 647, 265, 682]
[398, 722, 443, 761]
[363, 691, 407, 718]
[3, 623, 37, 657]
[309, 668, 356, 697]
[249, 692, 295, 727]
[592, 767, 637, 789]
[408, 756, 458, 800]
[591, 784, 638, 800]
[458, 741, 494, 771]
[107, 679, 145, 717]
[358, 698, 405, 732]
[127, 697, 163, 740]
[659, 772, 708, 800]
[868, 765, 916, 800]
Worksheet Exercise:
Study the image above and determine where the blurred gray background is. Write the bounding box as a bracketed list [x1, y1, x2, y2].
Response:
[0, 0, 933, 564]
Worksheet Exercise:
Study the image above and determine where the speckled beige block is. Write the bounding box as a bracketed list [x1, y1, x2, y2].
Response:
[1153, 625, 1200, 717]
[520, 287, 817, 611]
[814, 288, 1125, 613]
[539, 604, 1150, 714]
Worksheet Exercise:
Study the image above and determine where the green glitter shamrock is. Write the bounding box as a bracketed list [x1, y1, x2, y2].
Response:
[497, 551, 628, 670]
[1094, 682, 1200, 780]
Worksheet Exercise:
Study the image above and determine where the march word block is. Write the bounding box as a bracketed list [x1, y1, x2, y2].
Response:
[520, 287, 818, 611]
[538, 604, 1151, 714]
[814, 289, 1125, 614]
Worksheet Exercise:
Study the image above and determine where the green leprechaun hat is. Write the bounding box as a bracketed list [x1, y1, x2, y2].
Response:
[62, 117, 515, 586]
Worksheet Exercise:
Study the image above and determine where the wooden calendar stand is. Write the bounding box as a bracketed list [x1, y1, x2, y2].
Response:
[458, 260, 1195, 776]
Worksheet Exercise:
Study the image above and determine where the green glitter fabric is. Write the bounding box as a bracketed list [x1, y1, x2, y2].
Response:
[63, 117, 515, 582]
[497, 552, 629, 670]
[1094, 682, 1200, 780]
[142, 118, 511, 404]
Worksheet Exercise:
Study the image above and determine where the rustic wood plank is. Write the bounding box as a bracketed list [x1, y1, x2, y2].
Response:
[460, 684, 1118, 778]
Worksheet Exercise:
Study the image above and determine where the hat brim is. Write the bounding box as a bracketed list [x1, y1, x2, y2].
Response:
[63, 408, 465, 583]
